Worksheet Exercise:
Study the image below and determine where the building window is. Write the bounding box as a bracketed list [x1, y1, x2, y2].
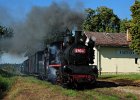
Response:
[135, 58, 138, 64]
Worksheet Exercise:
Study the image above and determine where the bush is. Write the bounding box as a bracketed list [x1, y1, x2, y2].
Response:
[0, 75, 11, 91]
[0, 75, 15, 99]
[0, 69, 14, 77]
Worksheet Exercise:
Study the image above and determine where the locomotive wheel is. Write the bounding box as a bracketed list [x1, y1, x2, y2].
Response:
[56, 75, 61, 85]
[57, 75, 68, 88]
[59, 76, 67, 88]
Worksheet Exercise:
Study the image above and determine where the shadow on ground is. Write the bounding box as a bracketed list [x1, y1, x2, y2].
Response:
[96, 80, 118, 88]
[74, 79, 140, 90]
[61, 80, 119, 90]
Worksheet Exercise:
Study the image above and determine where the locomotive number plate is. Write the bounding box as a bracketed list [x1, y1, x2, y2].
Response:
[74, 48, 86, 54]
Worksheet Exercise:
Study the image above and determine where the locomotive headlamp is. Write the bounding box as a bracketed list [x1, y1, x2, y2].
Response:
[63, 66, 66, 69]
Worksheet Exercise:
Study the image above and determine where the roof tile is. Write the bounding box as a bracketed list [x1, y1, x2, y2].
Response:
[85, 32, 130, 47]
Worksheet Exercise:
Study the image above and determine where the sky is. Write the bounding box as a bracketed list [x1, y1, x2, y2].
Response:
[0, 0, 135, 22]
[0, 0, 135, 64]
[0, 53, 27, 64]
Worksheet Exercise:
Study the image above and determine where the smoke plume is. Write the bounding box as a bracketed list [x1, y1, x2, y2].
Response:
[0, 2, 84, 56]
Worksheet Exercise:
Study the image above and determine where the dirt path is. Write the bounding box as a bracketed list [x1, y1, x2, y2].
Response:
[114, 86, 140, 97]
[96, 79, 140, 99]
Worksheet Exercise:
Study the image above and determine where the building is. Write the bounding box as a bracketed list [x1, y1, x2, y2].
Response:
[86, 32, 140, 73]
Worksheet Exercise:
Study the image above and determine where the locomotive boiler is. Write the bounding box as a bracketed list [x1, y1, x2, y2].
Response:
[22, 30, 98, 87]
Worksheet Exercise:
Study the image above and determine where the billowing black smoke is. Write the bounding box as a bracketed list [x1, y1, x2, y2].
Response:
[0, 2, 84, 56]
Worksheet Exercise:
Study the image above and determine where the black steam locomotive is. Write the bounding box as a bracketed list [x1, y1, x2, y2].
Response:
[22, 31, 98, 87]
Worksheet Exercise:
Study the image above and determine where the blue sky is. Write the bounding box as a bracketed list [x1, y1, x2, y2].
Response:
[0, 0, 135, 21]
[0, 0, 135, 63]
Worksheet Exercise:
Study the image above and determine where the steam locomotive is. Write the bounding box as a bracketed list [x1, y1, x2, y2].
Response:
[22, 31, 98, 87]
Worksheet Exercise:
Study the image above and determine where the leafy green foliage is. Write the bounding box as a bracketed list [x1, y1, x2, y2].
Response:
[0, 75, 11, 91]
[0, 76, 15, 99]
[0, 69, 16, 99]
[120, 19, 131, 33]
[0, 25, 13, 38]
[129, 1, 140, 55]
[0, 25, 14, 54]
[82, 6, 120, 33]
[0, 69, 14, 77]
[0, 64, 21, 76]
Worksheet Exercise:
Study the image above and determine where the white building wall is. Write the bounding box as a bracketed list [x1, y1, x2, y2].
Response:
[94, 46, 140, 73]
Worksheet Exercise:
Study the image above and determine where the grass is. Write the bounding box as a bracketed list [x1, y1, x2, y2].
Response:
[0, 69, 16, 99]
[99, 73, 140, 81]
[62, 89, 77, 97]
[0, 75, 15, 99]
[79, 90, 119, 100]
[4, 76, 120, 100]
[0, 76, 11, 91]
[125, 93, 137, 100]
[2, 73, 140, 100]
[4, 76, 139, 100]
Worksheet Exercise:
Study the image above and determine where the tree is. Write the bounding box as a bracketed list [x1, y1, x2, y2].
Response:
[82, 8, 96, 31]
[120, 19, 131, 33]
[129, 1, 140, 54]
[0, 26, 5, 36]
[0, 25, 13, 38]
[0, 25, 14, 55]
[82, 6, 120, 33]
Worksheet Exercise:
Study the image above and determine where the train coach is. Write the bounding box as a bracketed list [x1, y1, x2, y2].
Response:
[22, 31, 98, 87]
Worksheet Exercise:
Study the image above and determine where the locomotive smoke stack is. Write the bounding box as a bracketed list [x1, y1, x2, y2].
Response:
[75, 31, 82, 44]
